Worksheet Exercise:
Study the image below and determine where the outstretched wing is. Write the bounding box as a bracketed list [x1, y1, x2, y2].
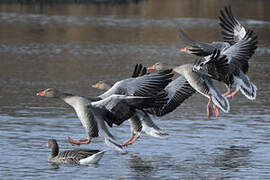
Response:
[137, 110, 170, 138]
[178, 27, 215, 56]
[92, 94, 167, 126]
[223, 30, 258, 74]
[132, 64, 142, 78]
[219, 5, 247, 45]
[132, 64, 148, 78]
[193, 49, 229, 82]
[99, 69, 173, 99]
[148, 76, 196, 116]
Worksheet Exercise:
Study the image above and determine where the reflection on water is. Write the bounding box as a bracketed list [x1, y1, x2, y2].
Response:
[0, 0, 270, 179]
[213, 146, 251, 170]
[127, 154, 156, 178]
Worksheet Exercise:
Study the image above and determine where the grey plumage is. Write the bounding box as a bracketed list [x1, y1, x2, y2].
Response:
[37, 88, 167, 151]
[193, 49, 229, 83]
[92, 64, 171, 144]
[219, 5, 247, 45]
[128, 114, 142, 135]
[174, 64, 230, 113]
[92, 94, 168, 127]
[46, 139, 104, 165]
[98, 69, 173, 99]
[148, 75, 196, 116]
[179, 5, 258, 100]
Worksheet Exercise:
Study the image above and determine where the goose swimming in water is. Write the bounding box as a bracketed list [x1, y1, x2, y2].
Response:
[46, 139, 105, 165]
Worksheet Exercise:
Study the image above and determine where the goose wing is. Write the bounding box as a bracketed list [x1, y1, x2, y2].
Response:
[149, 76, 196, 116]
[178, 27, 216, 56]
[132, 64, 143, 78]
[92, 94, 167, 126]
[131, 64, 148, 77]
[137, 110, 170, 138]
[223, 30, 258, 74]
[99, 69, 173, 99]
[57, 149, 100, 164]
[90, 94, 167, 151]
[219, 5, 247, 45]
[193, 49, 229, 82]
[193, 31, 257, 82]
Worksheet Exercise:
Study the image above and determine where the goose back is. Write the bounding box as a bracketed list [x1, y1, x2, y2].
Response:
[49, 149, 100, 165]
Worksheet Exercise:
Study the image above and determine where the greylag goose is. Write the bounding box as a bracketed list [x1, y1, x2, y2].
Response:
[37, 88, 168, 151]
[91, 65, 171, 146]
[148, 62, 179, 72]
[92, 80, 113, 90]
[92, 80, 170, 146]
[179, 6, 258, 100]
[147, 64, 197, 116]
[46, 139, 105, 165]
[148, 50, 230, 118]
[98, 69, 173, 99]
[148, 75, 196, 117]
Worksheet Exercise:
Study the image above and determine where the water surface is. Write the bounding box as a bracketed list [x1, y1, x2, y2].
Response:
[0, 0, 270, 179]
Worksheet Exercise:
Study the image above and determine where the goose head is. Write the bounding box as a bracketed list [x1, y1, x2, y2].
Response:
[36, 88, 62, 98]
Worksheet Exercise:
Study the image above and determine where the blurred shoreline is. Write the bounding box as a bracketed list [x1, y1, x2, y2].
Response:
[0, 0, 143, 4]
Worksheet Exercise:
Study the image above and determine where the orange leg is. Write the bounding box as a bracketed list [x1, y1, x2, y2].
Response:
[223, 89, 231, 96]
[226, 90, 238, 99]
[67, 137, 91, 146]
[207, 97, 213, 118]
[126, 134, 140, 146]
[213, 104, 219, 118]
[121, 135, 134, 146]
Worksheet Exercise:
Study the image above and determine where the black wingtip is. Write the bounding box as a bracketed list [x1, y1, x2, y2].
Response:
[141, 67, 148, 76]
[158, 69, 173, 75]
[132, 64, 149, 78]
[211, 49, 221, 61]
[132, 64, 139, 78]
[132, 64, 144, 78]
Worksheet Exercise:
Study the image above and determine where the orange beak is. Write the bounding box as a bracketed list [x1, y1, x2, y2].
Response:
[147, 65, 156, 70]
[181, 47, 188, 53]
[92, 83, 99, 88]
[36, 91, 46, 96]
[45, 142, 49, 147]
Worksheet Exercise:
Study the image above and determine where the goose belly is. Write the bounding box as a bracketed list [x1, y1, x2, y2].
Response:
[76, 106, 99, 138]
[185, 72, 210, 98]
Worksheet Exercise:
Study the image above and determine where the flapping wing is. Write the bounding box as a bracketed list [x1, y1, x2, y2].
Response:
[148, 76, 196, 116]
[223, 30, 258, 74]
[131, 64, 147, 78]
[130, 69, 173, 97]
[132, 64, 143, 78]
[99, 69, 173, 99]
[137, 110, 170, 138]
[193, 49, 229, 82]
[132, 64, 148, 78]
[178, 27, 215, 56]
[96, 114, 124, 151]
[140, 67, 148, 76]
[92, 94, 167, 126]
[219, 5, 247, 45]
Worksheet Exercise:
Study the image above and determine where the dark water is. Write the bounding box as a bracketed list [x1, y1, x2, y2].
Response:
[0, 0, 270, 179]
